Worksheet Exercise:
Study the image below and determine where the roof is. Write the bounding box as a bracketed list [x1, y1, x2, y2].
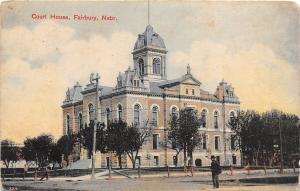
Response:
[159, 74, 202, 88]
[101, 86, 114, 96]
[134, 25, 166, 50]
[63, 82, 83, 104]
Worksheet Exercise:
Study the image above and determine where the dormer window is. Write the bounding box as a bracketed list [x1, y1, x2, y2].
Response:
[133, 80, 140, 87]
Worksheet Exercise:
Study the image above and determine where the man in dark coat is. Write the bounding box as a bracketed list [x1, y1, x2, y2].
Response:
[210, 155, 221, 188]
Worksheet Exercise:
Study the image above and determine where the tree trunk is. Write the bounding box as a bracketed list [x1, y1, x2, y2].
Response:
[255, 151, 259, 166]
[4, 160, 9, 168]
[118, 155, 122, 169]
[183, 143, 187, 169]
[127, 152, 135, 169]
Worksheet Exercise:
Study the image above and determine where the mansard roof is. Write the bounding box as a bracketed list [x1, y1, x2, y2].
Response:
[63, 82, 83, 104]
[133, 25, 166, 51]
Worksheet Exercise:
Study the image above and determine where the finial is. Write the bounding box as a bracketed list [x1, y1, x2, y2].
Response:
[66, 88, 70, 100]
[187, 64, 191, 75]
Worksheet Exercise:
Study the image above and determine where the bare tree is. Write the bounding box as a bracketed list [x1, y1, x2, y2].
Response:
[125, 124, 152, 169]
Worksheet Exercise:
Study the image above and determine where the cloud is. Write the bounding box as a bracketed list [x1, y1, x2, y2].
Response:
[169, 40, 299, 115]
[0, 22, 136, 143]
[2, 21, 75, 62]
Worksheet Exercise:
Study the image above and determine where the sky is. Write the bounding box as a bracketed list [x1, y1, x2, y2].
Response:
[0, 1, 299, 143]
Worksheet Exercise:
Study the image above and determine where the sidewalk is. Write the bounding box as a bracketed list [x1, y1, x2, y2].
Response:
[2, 169, 299, 191]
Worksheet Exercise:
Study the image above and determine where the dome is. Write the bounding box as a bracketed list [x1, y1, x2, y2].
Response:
[134, 25, 166, 50]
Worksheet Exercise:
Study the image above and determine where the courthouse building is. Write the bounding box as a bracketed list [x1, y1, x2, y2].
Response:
[61, 25, 241, 167]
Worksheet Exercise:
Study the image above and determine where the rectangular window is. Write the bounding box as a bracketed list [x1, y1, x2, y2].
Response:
[186, 88, 188, 94]
[157, 64, 161, 74]
[106, 157, 110, 168]
[216, 156, 220, 164]
[153, 134, 159, 150]
[154, 156, 159, 166]
[232, 155, 237, 165]
[136, 156, 141, 166]
[231, 135, 235, 150]
[173, 156, 178, 166]
[192, 89, 195, 95]
[152, 112, 158, 127]
[214, 116, 218, 129]
[215, 136, 220, 151]
[203, 135, 207, 150]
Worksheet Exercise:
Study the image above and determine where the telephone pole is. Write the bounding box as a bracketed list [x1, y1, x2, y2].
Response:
[90, 73, 100, 180]
[279, 113, 283, 174]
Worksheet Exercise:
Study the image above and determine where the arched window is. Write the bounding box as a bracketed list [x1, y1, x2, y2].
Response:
[78, 113, 83, 130]
[118, 104, 123, 121]
[201, 109, 207, 128]
[66, 115, 71, 135]
[214, 111, 219, 129]
[171, 107, 178, 119]
[106, 108, 111, 125]
[134, 104, 140, 127]
[88, 103, 94, 122]
[139, 59, 145, 75]
[152, 106, 159, 127]
[152, 58, 161, 75]
[230, 111, 235, 123]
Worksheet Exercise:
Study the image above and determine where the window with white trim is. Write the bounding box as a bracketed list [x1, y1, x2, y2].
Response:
[171, 107, 178, 119]
[134, 104, 140, 126]
[153, 134, 159, 150]
[152, 106, 158, 127]
[106, 108, 111, 125]
[214, 111, 219, 129]
[230, 111, 235, 123]
[201, 109, 207, 128]
[153, 58, 161, 75]
[215, 136, 220, 151]
[118, 105, 123, 121]
[88, 103, 94, 122]
[202, 134, 207, 150]
[66, 115, 71, 135]
[139, 59, 145, 75]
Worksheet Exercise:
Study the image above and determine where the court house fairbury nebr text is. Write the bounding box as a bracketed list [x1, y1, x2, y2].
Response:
[61, 25, 241, 168]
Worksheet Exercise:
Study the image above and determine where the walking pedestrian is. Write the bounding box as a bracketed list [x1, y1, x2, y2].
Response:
[210, 155, 221, 188]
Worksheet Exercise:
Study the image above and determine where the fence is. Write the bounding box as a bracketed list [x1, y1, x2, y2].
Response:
[1, 168, 104, 180]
